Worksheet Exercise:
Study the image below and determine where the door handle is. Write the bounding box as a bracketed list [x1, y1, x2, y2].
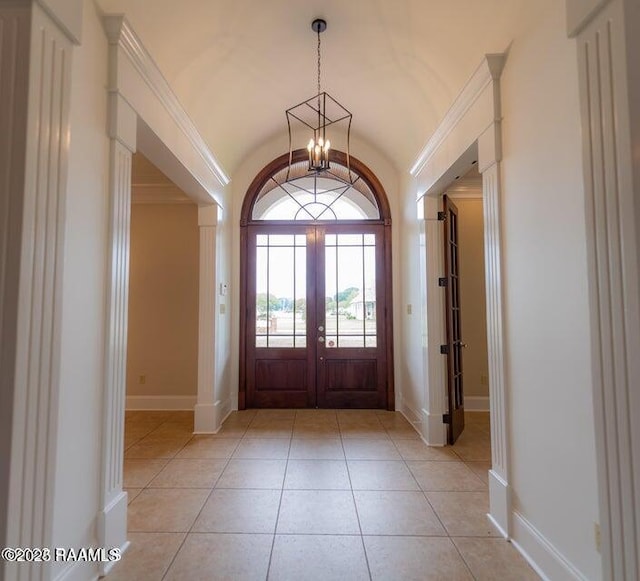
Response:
[318, 336, 325, 343]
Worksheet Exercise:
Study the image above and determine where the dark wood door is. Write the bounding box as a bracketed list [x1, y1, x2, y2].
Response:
[245, 223, 388, 408]
[443, 196, 465, 443]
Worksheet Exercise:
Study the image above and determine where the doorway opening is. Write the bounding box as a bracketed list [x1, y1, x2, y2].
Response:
[239, 150, 394, 409]
[441, 168, 491, 463]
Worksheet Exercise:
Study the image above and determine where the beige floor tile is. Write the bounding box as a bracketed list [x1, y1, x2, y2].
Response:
[284, 460, 351, 490]
[123, 459, 169, 488]
[269, 534, 369, 581]
[126, 411, 172, 424]
[348, 460, 420, 491]
[426, 491, 501, 537]
[128, 488, 209, 532]
[294, 409, 338, 422]
[175, 436, 240, 459]
[148, 458, 227, 488]
[125, 488, 143, 504]
[288, 438, 345, 459]
[465, 461, 492, 484]
[192, 488, 281, 533]
[377, 413, 413, 428]
[164, 533, 272, 581]
[216, 459, 287, 489]
[453, 537, 540, 580]
[385, 425, 421, 440]
[106, 532, 185, 581]
[162, 410, 194, 425]
[245, 420, 294, 438]
[364, 536, 473, 580]
[354, 490, 446, 536]
[212, 423, 249, 437]
[340, 425, 390, 439]
[277, 490, 360, 534]
[337, 410, 381, 422]
[147, 423, 194, 439]
[292, 423, 341, 438]
[254, 409, 297, 421]
[343, 439, 402, 460]
[124, 425, 156, 441]
[232, 438, 291, 459]
[124, 439, 189, 460]
[407, 461, 487, 491]
[394, 439, 460, 462]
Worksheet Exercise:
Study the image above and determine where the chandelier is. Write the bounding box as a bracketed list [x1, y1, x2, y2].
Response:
[285, 19, 353, 182]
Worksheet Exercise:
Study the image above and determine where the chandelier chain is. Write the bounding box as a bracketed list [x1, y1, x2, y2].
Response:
[317, 27, 321, 96]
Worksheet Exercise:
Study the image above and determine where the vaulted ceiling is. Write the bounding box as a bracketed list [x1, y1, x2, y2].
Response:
[97, 0, 552, 176]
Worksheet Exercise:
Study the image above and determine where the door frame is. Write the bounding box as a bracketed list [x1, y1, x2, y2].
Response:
[239, 149, 394, 410]
[410, 55, 511, 538]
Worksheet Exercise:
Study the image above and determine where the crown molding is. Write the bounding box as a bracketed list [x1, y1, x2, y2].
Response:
[410, 54, 505, 177]
[103, 15, 230, 187]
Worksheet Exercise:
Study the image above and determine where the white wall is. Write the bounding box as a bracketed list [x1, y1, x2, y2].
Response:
[500, 2, 601, 578]
[52, 1, 110, 579]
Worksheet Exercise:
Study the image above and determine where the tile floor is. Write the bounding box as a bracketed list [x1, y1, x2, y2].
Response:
[109, 409, 538, 580]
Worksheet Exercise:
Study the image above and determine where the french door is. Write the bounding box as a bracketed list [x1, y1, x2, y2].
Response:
[244, 223, 389, 408]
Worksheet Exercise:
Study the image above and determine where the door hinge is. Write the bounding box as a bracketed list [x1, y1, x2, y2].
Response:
[438, 277, 447, 287]
[440, 344, 449, 355]
[443, 413, 451, 424]
[437, 211, 446, 221]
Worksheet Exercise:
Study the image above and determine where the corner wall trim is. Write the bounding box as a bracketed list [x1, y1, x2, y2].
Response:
[511, 511, 590, 581]
[126, 395, 197, 411]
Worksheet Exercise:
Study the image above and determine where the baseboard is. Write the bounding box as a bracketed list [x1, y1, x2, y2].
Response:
[125, 395, 196, 410]
[511, 511, 589, 581]
[53, 561, 99, 581]
[97, 490, 130, 576]
[423, 409, 447, 446]
[488, 469, 511, 538]
[194, 397, 233, 434]
[464, 395, 490, 411]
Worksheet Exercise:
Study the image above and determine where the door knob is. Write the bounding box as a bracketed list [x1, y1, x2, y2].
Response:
[318, 336, 325, 343]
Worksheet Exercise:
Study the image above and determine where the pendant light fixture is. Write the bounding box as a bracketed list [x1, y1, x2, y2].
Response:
[285, 18, 353, 182]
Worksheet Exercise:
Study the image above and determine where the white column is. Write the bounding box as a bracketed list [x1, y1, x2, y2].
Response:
[569, 0, 640, 577]
[0, 2, 78, 580]
[479, 142, 511, 538]
[420, 196, 448, 445]
[194, 205, 218, 433]
[97, 87, 137, 571]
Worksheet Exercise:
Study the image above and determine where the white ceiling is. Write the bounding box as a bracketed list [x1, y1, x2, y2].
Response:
[98, 0, 552, 176]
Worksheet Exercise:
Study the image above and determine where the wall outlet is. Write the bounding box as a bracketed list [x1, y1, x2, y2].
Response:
[138, 374, 146, 385]
[480, 374, 488, 386]
[407, 304, 412, 315]
[594, 522, 601, 552]
[220, 303, 226, 315]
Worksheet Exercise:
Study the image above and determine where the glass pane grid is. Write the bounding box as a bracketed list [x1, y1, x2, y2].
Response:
[256, 234, 306, 349]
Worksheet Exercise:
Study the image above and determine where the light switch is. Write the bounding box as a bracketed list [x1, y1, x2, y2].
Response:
[219, 283, 228, 296]
[407, 304, 412, 315]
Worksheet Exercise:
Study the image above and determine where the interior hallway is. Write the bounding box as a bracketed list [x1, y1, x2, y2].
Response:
[111, 409, 535, 580]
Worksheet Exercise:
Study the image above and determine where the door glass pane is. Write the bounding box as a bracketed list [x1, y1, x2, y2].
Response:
[255, 234, 306, 348]
[325, 233, 376, 348]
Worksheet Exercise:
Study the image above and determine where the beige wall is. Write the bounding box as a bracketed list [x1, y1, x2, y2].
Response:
[449, 196, 489, 398]
[127, 203, 199, 398]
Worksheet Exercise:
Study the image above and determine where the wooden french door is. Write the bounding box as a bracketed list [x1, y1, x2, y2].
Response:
[443, 196, 465, 443]
[244, 223, 389, 408]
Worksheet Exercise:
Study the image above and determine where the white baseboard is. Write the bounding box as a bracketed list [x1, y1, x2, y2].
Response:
[398, 398, 447, 447]
[96, 490, 130, 576]
[125, 395, 196, 410]
[488, 469, 511, 538]
[53, 561, 99, 581]
[511, 511, 589, 581]
[465, 395, 490, 411]
[194, 398, 233, 434]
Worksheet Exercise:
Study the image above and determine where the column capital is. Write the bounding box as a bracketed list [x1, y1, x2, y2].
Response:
[198, 205, 218, 227]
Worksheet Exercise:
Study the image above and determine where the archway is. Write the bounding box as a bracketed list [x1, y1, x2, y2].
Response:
[239, 150, 394, 409]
